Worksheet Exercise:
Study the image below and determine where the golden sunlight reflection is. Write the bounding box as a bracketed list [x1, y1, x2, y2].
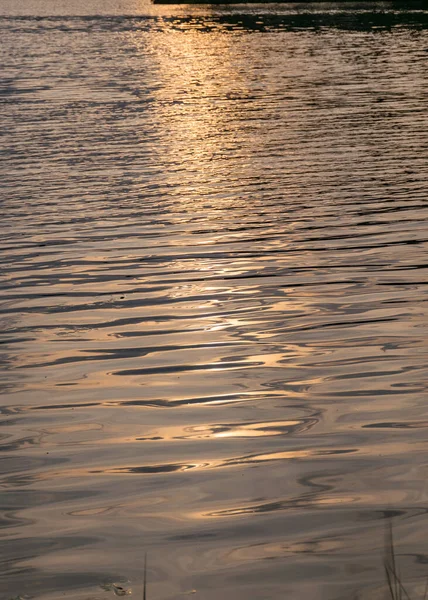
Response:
[129, 22, 273, 213]
[135, 418, 317, 441]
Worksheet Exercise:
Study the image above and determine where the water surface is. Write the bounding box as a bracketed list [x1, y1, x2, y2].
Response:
[1, 1, 428, 599]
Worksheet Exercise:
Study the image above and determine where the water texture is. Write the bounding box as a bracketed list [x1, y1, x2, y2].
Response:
[1, 1, 428, 599]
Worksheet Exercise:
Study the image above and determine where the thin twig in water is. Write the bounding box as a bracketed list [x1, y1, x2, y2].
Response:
[143, 553, 147, 600]
[423, 576, 428, 600]
[384, 521, 412, 600]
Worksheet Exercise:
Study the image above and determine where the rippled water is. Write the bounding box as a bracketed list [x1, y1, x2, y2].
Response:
[1, 1, 428, 599]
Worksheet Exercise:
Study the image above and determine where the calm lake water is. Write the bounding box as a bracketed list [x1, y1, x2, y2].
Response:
[1, 1, 428, 599]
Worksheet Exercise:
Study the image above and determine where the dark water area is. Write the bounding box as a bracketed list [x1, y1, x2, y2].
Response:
[1, 1, 428, 599]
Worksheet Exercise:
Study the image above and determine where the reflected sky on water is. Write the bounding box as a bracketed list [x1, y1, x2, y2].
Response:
[1, 1, 428, 599]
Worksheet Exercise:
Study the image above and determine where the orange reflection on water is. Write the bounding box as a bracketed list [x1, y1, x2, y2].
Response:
[131, 21, 273, 214]
[135, 418, 315, 441]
